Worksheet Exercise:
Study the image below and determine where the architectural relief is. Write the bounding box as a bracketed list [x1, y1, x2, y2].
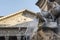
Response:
[0, 9, 39, 40]
[0, 0, 60, 40]
[34, 0, 60, 40]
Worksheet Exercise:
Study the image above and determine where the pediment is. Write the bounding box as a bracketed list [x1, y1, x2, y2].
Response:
[0, 9, 39, 27]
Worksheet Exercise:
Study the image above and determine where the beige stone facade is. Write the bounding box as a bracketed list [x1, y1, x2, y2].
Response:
[0, 9, 39, 40]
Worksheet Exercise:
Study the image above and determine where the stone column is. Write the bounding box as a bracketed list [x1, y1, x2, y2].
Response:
[5, 36, 9, 40]
[25, 35, 30, 40]
[17, 36, 21, 40]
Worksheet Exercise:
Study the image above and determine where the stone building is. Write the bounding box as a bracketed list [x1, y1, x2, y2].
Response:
[0, 9, 39, 40]
[0, 0, 60, 40]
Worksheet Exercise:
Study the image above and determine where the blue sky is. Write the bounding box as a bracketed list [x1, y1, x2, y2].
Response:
[0, 0, 40, 16]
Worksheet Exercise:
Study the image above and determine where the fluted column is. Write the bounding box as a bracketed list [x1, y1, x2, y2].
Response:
[17, 36, 21, 40]
[5, 36, 9, 40]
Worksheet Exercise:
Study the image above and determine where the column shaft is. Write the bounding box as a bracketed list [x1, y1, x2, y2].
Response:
[17, 36, 21, 40]
[5, 36, 9, 40]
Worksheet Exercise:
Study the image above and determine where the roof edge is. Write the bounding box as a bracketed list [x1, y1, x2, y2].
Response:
[0, 9, 37, 21]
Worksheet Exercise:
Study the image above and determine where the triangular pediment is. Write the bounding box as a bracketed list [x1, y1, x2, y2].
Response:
[0, 9, 39, 27]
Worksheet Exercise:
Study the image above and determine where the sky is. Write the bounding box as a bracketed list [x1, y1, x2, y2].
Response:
[0, 0, 40, 16]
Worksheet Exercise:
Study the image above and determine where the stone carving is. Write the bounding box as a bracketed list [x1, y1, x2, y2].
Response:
[0, 0, 60, 40]
[33, 0, 60, 40]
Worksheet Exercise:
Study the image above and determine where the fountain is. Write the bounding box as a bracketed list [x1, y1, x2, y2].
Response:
[34, 0, 60, 40]
[36, 0, 60, 29]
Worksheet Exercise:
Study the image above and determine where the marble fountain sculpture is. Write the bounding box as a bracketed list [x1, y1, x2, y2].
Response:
[31, 0, 60, 40]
